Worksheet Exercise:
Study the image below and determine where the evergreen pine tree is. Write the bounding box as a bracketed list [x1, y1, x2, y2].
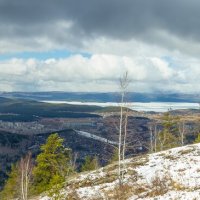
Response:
[81, 155, 99, 172]
[0, 164, 20, 200]
[157, 112, 179, 151]
[32, 133, 72, 195]
[194, 133, 200, 143]
[109, 148, 118, 164]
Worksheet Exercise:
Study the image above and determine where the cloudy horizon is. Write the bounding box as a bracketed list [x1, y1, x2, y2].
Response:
[0, 0, 200, 93]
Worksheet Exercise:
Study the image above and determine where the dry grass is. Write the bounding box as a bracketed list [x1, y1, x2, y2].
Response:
[164, 154, 178, 160]
[179, 148, 194, 155]
[147, 174, 171, 197]
[104, 184, 134, 200]
[127, 156, 149, 168]
[171, 181, 186, 191]
[65, 190, 81, 200]
[63, 145, 199, 200]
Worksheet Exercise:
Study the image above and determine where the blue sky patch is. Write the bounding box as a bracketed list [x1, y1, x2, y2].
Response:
[0, 50, 92, 61]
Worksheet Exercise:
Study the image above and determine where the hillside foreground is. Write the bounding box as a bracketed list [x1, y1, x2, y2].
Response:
[37, 143, 200, 200]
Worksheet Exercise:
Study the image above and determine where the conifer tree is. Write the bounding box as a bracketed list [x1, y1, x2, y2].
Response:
[81, 155, 99, 172]
[32, 133, 72, 195]
[0, 164, 20, 200]
[109, 148, 119, 164]
[194, 133, 200, 143]
[157, 112, 179, 151]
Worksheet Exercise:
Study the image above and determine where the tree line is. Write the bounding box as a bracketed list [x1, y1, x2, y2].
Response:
[0, 133, 100, 200]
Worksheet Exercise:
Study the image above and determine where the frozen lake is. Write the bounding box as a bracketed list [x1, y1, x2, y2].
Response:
[43, 101, 200, 112]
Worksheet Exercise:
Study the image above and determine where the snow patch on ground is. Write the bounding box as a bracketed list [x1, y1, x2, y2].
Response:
[39, 143, 200, 200]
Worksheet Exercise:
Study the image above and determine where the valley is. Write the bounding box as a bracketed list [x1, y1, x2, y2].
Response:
[0, 96, 199, 191]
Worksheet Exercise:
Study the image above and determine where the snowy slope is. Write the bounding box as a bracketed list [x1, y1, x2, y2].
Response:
[39, 143, 200, 200]
[75, 130, 118, 145]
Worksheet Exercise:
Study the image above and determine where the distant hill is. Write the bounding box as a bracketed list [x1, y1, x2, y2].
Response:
[0, 92, 199, 103]
[0, 97, 102, 122]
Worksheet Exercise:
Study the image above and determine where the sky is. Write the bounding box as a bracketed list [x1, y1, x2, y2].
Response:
[0, 0, 200, 93]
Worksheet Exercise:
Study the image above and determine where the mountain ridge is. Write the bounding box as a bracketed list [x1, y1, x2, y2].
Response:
[0, 92, 200, 103]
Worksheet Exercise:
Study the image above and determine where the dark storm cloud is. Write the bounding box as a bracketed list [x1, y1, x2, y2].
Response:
[1, 0, 200, 52]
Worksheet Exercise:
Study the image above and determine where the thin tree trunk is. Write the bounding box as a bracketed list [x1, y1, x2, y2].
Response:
[179, 121, 185, 146]
[72, 152, 78, 171]
[154, 124, 157, 153]
[118, 71, 129, 186]
[21, 159, 25, 200]
[122, 108, 128, 181]
[122, 108, 128, 161]
[118, 93, 124, 185]
[25, 153, 31, 200]
[150, 126, 153, 153]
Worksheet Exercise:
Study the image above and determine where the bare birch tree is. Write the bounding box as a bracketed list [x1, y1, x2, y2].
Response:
[178, 120, 185, 146]
[148, 121, 160, 153]
[149, 124, 154, 153]
[122, 107, 129, 161]
[118, 71, 129, 185]
[20, 152, 33, 200]
[154, 123, 159, 153]
[121, 107, 129, 181]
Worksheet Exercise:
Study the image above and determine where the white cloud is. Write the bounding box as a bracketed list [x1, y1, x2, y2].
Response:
[0, 54, 199, 93]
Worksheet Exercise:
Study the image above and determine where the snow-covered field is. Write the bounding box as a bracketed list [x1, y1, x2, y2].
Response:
[42, 101, 199, 112]
[39, 143, 200, 200]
